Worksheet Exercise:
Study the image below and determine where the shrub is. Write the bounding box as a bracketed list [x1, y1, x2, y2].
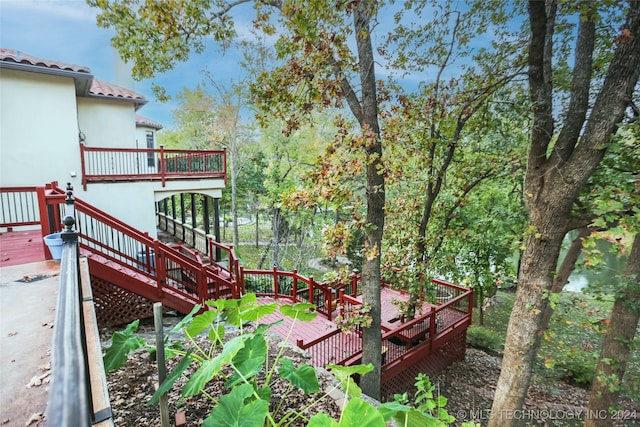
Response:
[467, 326, 504, 353]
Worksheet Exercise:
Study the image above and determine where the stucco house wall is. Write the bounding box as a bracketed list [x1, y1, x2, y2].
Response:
[77, 97, 137, 149]
[0, 68, 82, 188]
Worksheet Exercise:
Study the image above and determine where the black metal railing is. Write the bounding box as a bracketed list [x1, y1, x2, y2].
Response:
[46, 184, 112, 426]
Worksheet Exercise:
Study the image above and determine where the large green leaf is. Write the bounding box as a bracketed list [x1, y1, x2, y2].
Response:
[240, 302, 277, 322]
[277, 358, 320, 393]
[186, 310, 217, 338]
[203, 383, 268, 427]
[148, 349, 194, 405]
[391, 408, 442, 427]
[103, 320, 145, 373]
[339, 397, 386, 427]
[182, 335, 248, 398]
[280, 302, 317, 322]
[377, 401, 411, 422]
[308, 413, 339, 427]
[226, 333, 267, 388]
[326, 364, 373, 398]
[165, 304, 201, 340]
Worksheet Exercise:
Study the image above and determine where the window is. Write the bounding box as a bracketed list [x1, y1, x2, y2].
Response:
[146, 131, 155, 167]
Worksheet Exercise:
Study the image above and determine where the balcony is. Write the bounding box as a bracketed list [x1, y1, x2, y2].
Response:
[79, 144, 226, 190]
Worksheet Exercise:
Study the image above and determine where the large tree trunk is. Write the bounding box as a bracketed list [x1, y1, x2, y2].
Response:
[353, 0, 384, 400]
[488, 2, 640, 425]
[586, 234, 640, 426]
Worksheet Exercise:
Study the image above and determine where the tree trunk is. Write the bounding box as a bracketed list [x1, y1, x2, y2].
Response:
[585, 234, 640, 426]
[352, 0, 384, 400]
[489, 2, 640, 425]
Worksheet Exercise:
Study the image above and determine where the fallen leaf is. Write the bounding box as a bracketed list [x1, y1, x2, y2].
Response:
[24, 412, 43, 426]
[26, 372, 50, 388]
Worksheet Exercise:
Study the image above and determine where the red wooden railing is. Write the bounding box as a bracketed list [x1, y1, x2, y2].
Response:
[39, 183, 471, 385]
[0, 186, 42, 228]
[298, 278, 473, 379]
[79, 144, 226, 190]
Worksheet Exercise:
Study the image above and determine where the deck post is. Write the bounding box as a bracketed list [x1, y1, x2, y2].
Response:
[273, 265, 279, 298]
[159, 144, 166, 187]
[292, 270, 298, 301]
[36, 185, 52, 259]
[429, 306, 436, 350]
[350, 269, 359, 297]
[79, 142, 88, 191]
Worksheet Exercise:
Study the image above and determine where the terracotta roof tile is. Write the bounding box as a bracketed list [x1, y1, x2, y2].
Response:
[0, 48, 91, 73]
[135, 114, 163, 130]
[90, 78, 145, 101]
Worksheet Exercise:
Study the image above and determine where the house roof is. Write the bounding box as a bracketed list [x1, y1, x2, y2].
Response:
[90, 78, 147, 109]
[136, 114, 163, 130]
[0, 48, 91, 73]
[0, 48, 148, 110]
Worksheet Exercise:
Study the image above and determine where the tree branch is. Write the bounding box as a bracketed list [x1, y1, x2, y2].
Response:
[552, 1, 596, 165]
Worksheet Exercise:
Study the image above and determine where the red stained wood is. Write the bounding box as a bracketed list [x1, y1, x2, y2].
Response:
[0, 229, 46, 267]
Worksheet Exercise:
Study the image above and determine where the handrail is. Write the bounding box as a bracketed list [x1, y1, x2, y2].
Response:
[46, 184, 95, 425]
[79, 144, 227, 190]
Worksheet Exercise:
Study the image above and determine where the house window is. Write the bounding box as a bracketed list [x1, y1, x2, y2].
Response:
[146, 131, 155, 167]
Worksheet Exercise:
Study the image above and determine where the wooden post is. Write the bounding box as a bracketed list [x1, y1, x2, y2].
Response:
[159, 145, 166, 187]
[273, 265, 279, 298]
[153, 303, 169, 427]
[292, 270, 298, 301]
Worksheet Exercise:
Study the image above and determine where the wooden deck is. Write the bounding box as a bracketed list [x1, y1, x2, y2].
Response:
[257, 287, 436, 349]
[0, 229, 46, 268]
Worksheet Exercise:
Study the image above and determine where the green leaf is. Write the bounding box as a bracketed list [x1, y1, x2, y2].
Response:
[339, 397, 386, 427]
[165, 304, 201, 341]
[308, 413, 339, 427]
[203, 383, 268, 427]
[277, 358, 320, 393]
[148, 349, 194, 405]
[255, 386, 272, 402]
[227, 333, 267, 388]
[280, 302, 317, 322]
[241, 302, 278, 322]
[103, 320, 145, 373]
[186, 310, 217, 338]
[391, 408, 442, 427]
[208, 324, 225, 344]
[182, 335, 248, 398]
[326, 364, 373, 397]
[378, 401, 411, 422]
[163, 340, 185, 359]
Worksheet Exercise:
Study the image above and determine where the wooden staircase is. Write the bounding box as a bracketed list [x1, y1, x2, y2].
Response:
[44, 186, 241, 321]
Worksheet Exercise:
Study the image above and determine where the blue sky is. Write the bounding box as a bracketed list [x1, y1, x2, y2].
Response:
[0, 1, 486, 131]
[0, 0, 255, 129]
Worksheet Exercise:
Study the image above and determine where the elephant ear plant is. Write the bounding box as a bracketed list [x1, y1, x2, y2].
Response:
[103, 293, 472, 426]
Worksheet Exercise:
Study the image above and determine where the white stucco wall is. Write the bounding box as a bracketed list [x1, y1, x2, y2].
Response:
[0, 69, 83, 188]
[81, 181, 159, 237]
[77, 97, 137, 149]
[1, 66, 226, 239]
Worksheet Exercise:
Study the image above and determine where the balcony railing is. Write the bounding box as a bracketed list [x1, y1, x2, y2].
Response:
[80, 144, 226, 190]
